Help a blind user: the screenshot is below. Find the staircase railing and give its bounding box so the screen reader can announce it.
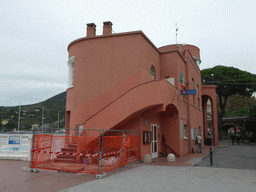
[162,135,179,157]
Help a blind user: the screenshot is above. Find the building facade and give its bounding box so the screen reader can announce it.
[65,21,218,158]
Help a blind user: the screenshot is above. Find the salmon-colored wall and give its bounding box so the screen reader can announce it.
[202,85,219,146]
[68,67,151,129]
[65,27,218,158]
[68,33,160,111]
[159,44,200,59]
[161,113,181,156]
[81,80,176,130]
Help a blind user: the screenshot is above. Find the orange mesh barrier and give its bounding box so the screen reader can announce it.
[32,135,52,166]
[31,134,141,174]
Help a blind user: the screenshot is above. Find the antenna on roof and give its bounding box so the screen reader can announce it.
[176,23,178,48]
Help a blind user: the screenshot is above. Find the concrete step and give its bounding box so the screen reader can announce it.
[57,154,76,160]
[61,147,77,153]
[68,144,77,148]
[54,158,77,163]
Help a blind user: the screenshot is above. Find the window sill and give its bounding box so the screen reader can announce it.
[183,99,187,103]
[184,137,189,140]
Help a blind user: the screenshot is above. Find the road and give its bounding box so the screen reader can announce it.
[196,140,256,170]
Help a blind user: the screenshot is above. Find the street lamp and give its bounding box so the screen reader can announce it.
[211,74,214,80]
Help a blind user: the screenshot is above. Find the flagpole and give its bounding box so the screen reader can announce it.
[176,23,178,48]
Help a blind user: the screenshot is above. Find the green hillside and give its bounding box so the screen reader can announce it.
[0,91,66,132]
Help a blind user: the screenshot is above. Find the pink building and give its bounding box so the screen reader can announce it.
[65,21,218,158]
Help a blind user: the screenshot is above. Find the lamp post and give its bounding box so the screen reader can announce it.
[42,107,44,133]
[58,111,60,131]
[18,101,21,134]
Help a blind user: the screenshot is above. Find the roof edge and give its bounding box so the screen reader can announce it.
[68,30,160,53]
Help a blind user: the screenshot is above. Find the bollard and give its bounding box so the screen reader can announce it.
[210,147,213,166]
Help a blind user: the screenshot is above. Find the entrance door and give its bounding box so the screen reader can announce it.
[151,124,158,158]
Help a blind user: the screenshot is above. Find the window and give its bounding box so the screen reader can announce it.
[79,125,83,133]
[198,98,200,108]
[150,65,156,81]
[67,56,75,88]
[192,78,195,88]
[191,128,198,140]
[75,124,83,136]
[184,125,188,139]
[180,120,183,139]
[143,131,152,144]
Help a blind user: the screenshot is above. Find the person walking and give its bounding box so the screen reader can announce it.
[237,134,241,145]
[231,134,235,145]
[196,133,202,153]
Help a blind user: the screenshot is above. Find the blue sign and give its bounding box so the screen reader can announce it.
[9,136,20,144]
[180,89,196,95]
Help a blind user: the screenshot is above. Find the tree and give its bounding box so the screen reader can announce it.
[226,94,256,117]
[246,106,256,141]
[201,66,256,139]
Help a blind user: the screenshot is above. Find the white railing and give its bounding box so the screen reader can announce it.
[0,134,32,161]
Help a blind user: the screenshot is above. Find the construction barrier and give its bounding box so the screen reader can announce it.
[31,130,141,174]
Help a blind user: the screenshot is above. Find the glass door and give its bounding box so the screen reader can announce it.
[151,124,158,158]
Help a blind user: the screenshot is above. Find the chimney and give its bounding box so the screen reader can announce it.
[86,23,96,37]
[103,21,113,35]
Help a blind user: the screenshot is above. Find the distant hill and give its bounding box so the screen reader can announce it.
[0,91,66,132]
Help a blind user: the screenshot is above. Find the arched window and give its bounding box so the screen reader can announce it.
[150,65,156,81]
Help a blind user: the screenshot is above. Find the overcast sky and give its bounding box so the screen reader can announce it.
[1,0,256,106]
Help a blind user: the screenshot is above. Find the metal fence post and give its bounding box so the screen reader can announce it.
[98,129,103,174]
[30,127,35,168]
[210,147,213,166]
[7,135,9,157]
[119,130,125,169]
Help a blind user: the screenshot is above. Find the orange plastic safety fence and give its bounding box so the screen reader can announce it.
[100,135,141,173]
[31,134,141,174]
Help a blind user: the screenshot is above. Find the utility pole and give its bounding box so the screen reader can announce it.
[58,111,60,131]
[42,107,44,133]
[18,101,21,134]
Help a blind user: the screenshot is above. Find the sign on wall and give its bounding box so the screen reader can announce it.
[180,120,183,139]
[9,136,20,144]
[180,89,196,95]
